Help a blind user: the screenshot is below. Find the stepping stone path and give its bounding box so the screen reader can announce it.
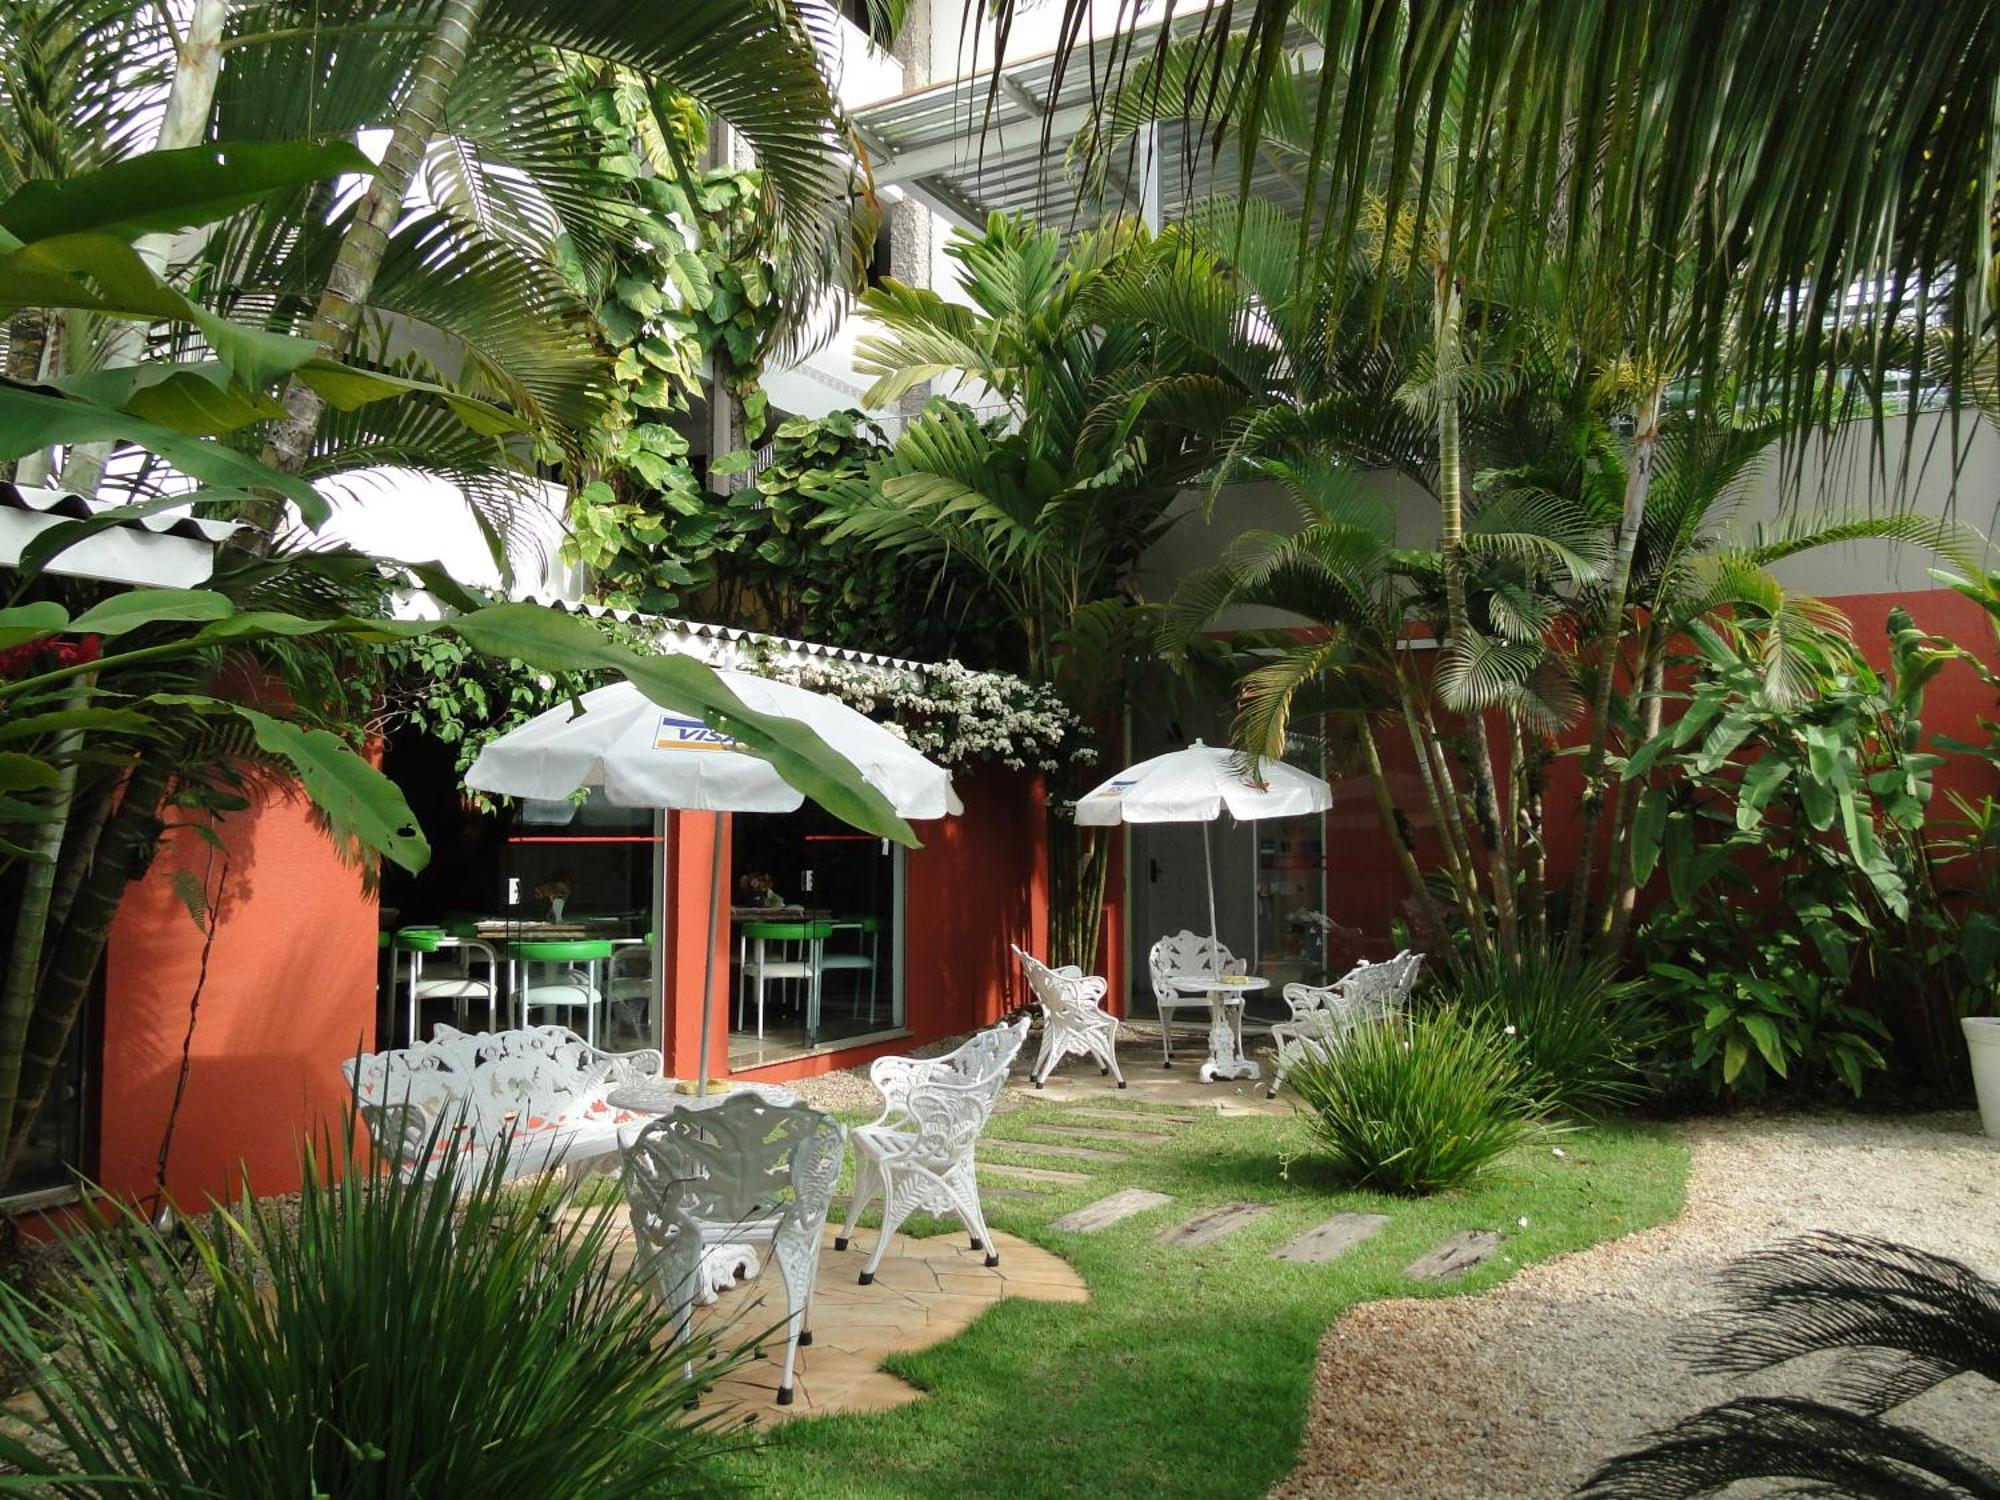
[1038,1124,1174,1146]
[978,1184,1048,1202]
[1273,1212,1390,1264]
[1050,1188,1173,1233]
[1404,1230,1501,1282]
[1061,1107,1195,1128]
[991,1141,1127,1164]
[1156,1201,1269,1249]
[980,1163,1091,1186]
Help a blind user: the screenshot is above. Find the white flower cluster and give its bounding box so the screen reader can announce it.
[748,651,1094,772]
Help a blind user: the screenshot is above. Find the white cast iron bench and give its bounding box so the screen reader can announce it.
[342,1023,664,1186]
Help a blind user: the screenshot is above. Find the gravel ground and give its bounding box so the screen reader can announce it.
[1273,1112,2000,1499]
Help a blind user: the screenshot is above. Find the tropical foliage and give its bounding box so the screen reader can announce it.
[1285,1006,1539,1194]
[821,214,1219,965]
[0,0,903,1188]
[0,1122,752,1495]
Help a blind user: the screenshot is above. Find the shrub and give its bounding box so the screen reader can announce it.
[1286,1006,1538,1194]
[1444,945,1660,1117]
[0,1123,749,1497]
[1649,927,1891,1098]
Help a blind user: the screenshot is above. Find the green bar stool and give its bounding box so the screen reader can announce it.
[510,939,613,1048]
[737,920,832,1043]
[821,916,883,1023]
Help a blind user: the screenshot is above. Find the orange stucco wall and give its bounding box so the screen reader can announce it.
[99,783,377,1208]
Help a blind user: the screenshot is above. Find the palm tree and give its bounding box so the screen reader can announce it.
[986,0,1997,433]
[819,213,1212,966]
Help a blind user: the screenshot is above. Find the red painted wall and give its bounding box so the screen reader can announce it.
[99,783,377,1208]
[1303,588,2000,940]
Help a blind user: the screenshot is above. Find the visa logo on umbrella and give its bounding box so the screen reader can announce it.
[653,713,741,752]
[1088,779,1139,798]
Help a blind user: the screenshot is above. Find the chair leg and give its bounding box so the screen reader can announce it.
[1161,1006,1174,1067]
[860,1175,913,1285]
[835,1152,879,1252]
[1094,1030,1126,1088]
[947,1166,998,1267]
[770,1234,815,1406]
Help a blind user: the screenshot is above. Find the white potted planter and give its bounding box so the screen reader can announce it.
[1965,1017,2000,1138]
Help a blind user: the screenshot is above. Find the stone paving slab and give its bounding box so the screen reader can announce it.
[979,1162,1091,1185]
[1049,1187,1174,1232]
[986,1140,1127,1163]
[1058,1106,1198,1127]
[1156,1200,1270,1249]
[1404,1229,1501,1282]
[1274,1212,1391,1264]
[598,1221,1086,1422]
[1036,1124,1176,1146]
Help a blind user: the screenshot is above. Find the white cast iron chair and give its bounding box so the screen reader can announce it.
[1010,946,1126,1088]
[619,1092,845,1407]
[836,1017,1031,1284]
[1146,929,1239,1067]
[1266,949,1426,1098]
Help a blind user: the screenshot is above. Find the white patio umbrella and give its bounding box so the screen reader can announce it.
[1072,741,1332,972]
[465,672,960,1092]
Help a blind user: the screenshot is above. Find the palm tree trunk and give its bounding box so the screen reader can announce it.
[3,310,52,483]
[1359,718,1447,941]
[1602,644,1667,955]
[1512,715,1550,948]
[3,749,175,1181]
[1566,381,1666,947]
[0,690,89,1175]
[256,0,488,497]
[1433,264,1517,959]
[58,0,228,496]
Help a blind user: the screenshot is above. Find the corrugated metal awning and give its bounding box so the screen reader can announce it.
[0,483,241,588]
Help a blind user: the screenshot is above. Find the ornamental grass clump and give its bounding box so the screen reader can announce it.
[1445,945,1660,1118]
[0,1120,749,1498]
[1286,1007,1538,1194]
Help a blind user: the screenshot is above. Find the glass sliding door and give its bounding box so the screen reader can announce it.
[729,801,902,1068]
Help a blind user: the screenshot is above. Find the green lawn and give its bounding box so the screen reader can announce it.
[723,1098,1690,1499]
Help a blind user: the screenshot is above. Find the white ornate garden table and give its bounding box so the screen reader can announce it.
[607,1080,801,1302]
[1168,975,1268,1083]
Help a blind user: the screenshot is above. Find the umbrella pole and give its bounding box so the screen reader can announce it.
[1203,821,1220,976]
[695,819,724,1096]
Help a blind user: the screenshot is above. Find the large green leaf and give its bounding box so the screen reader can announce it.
[0,708,156,744]
[0,602,70,650]
[0,141,374,243]
[67,589,234,636]
[0,384,329,527]
[0,233,316,391]
[233,709,430,874]
[53,364,286,437]
[0,753,61,793]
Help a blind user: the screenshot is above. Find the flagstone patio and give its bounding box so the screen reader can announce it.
[602,1222,1087,1420]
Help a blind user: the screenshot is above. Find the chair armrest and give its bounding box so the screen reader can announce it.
[356,1100,432,1176]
